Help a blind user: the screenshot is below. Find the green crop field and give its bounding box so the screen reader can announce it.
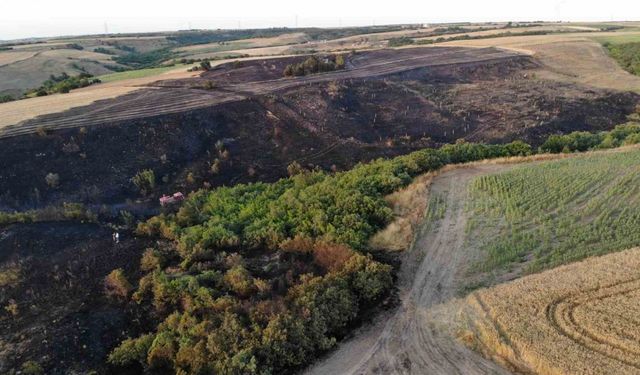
[593,32,640,44]
[97,64,189,83]
[467,148,640,273]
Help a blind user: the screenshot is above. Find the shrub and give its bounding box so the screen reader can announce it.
[105,269,133,300]
[388,36,415,47]
[200,60,212,71]
[210,158,221,174]
[141,248,162,272]
[312,241,354,272]
[4,299,18,316]
[45,172,60,188]
[286,161,305,176]
[0,94,15,103]
[224,265,254,297]
[0,264,21,287]
[21,360,44,375]
[132,169,156,195]
[108,334,155,367]
[283,55,345,77]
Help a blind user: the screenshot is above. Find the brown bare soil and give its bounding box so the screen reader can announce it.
[457,247,640,375]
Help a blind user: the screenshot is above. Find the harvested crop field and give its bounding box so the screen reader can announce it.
[440,32,640,92]
[0,66,198,131]
[459,247,640,375]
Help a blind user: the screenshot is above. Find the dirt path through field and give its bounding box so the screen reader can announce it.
[306,164,513,375]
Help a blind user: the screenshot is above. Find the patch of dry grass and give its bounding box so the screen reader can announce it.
[438,32,640,92]
[0,263,21,287]
[457,247,640,375]
[369,172,437,251]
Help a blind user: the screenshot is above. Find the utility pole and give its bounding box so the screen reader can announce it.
[104,21,108,35]
[295,14,298,28]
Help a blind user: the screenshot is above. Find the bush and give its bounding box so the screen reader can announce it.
[141,248,162,272]
[283,55,345,77]
[45,172,60,188]
[200,60,212,71]
[540,125,640,153]
[104,269,133,300]
[108,334,155,366]
[26,72,100,96]
[0,94,15,103]
[224,265,255,297]
[605,42,640,76]
[388,36,415,47]
[132,169,156,195]
[21,360,44,375]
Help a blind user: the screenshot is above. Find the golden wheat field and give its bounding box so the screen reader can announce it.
[459,247,640,375]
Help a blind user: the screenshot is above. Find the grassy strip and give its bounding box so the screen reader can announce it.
[97,64,189,83]
[603,41,640,76]
[0,203,97,226]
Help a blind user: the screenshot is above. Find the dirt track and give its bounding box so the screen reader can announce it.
[306,165,513,375]
[0,47,520,138]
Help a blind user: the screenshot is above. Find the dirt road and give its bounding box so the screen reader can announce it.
[306,165,513,375]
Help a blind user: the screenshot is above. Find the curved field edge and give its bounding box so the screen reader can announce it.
[456,247,640,375]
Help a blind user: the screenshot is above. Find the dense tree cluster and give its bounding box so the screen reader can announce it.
[283,55,345,77]
[25,72,101,96]
[105,125,639,373]
[540,124,640,153]
[110,140,535,374]
[388,37,415,47]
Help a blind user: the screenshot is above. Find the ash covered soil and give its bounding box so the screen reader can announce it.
[0,222,154,374]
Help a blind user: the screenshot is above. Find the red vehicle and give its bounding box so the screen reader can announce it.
[159,192,185,206]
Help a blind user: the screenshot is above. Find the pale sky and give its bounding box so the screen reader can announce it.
[1,0,639,40]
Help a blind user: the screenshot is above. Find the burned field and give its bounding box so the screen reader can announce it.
[0,47,637,211]
[0,222,154,374]
[0,46,639,374]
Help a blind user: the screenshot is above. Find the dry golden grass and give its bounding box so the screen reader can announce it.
[0,51,38,66]
[0,66,197,129]
[458,247,640,375]
[369,172,437,251]
[438,31,640,92]
[0,263,21,287]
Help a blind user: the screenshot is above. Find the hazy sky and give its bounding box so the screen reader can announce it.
[1,0,639,40]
